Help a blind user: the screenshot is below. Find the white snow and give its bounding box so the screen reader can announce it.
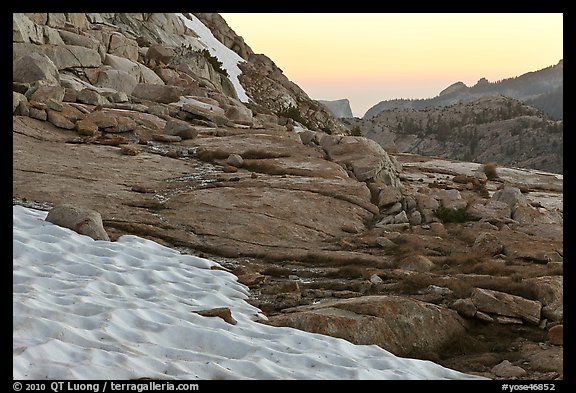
[175,13,250,103]
[13,205,487,380]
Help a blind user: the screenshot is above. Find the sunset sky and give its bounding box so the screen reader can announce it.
[220,13,563,117]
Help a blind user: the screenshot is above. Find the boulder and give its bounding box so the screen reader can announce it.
[76,89,109,106]
[13,43,102,70]
[470,288,541,325]
[450,298,477,318]
[13,52,60,85]
[47,110,75,129]
[491,186,529,211]
[491,360,526,378]
[95,69,139,95]
[325,136,401,185]
[145,44,176,66]
[13,92,28,114]
[523,276,563,322]
[42,26,65,45]
[46,13,66,28]
[28,107,47,121]
[433,189,467,210]
[467,200,512,222]
[375,184,403,208]
[29,85,65,105]
[512,205,560,225]
[472,232,504,256]
[65,13,90,30]
[104,54,164,85]
[45,204,110,241]
[131,84,184,104]
[13,13,43,44]
[83,111,119,129]
[264,295,469,359]
[107,32,139,62]
[226,154,243,168]
[163,118,197,139]
[548,324,563,345]
[58,30,100,50]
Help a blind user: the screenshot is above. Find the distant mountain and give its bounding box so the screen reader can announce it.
[318,99,353,118]
[347,95,563,174]
[364,60,563,120]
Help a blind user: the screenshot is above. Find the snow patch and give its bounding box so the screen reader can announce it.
[175,13,249,103]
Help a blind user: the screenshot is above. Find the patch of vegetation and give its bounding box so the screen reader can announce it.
[276,105,310,128]
[199,49,229,77]
[433,205,472,223]
[482,161,499,180]
[396,272,434,294]
[350,126,362,136]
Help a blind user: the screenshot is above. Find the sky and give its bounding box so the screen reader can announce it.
[13,205,487,380]
[220,13,563,117]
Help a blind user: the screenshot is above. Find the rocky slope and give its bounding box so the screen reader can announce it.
[347,95,563,175]
[364,60,563,120]
[318,98,354,118]
[13,13,563,380]
[193,13,348,135]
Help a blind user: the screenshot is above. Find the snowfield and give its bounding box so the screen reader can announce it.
[13,205,487,380]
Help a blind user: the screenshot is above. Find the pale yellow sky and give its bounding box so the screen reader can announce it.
[220,13,563,117]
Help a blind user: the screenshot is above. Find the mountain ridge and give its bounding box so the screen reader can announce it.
[364,60,563,120]
[347,94,563,174]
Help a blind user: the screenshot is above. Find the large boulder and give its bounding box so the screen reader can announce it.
[58,30,100,50]
[13,52,60,86]
[264,295,469,359]
[491,186,529,211]
[104,54,165,85]
[45,204,110,241]
[13,13,44,44]
[470,288,541,325]
[13,43,102,70]
[107,32,139,62]
[131,83,184,104]
[324,136,402,186]
[96,69,139,95]
[523,276,563,322]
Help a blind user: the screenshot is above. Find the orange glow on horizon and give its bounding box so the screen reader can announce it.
[221,13,563,116]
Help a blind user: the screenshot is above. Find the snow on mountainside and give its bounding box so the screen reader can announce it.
[176,13,249,102]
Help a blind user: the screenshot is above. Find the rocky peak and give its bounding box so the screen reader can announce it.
[318,98,354,119]
[439,81,468,96]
